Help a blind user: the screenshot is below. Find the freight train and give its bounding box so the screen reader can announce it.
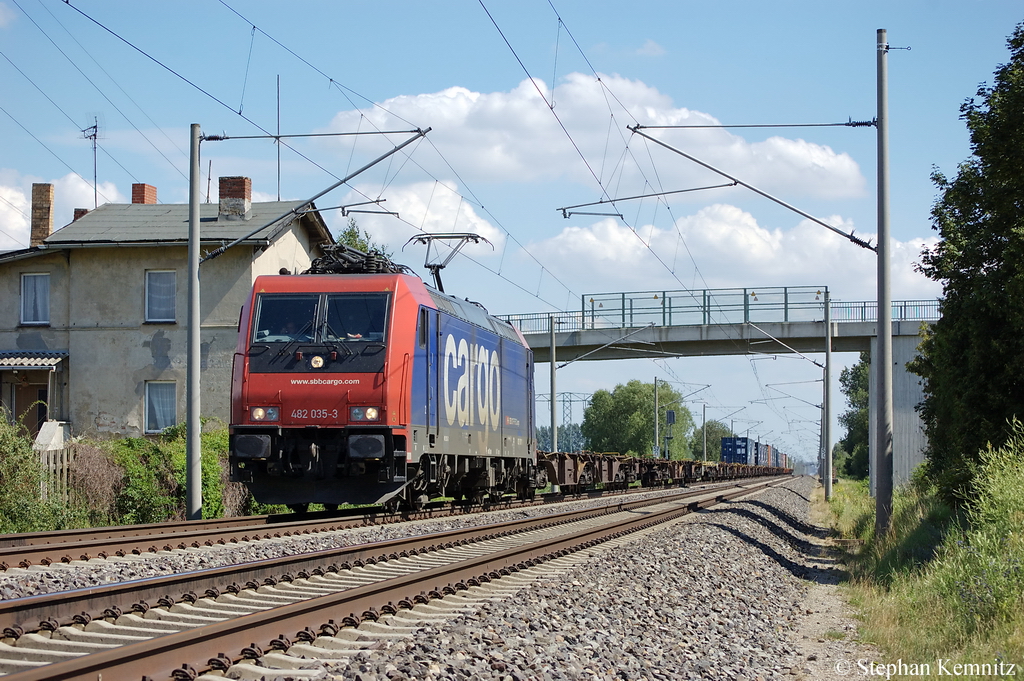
[720,437,789,469]
[228,244,538,512]
[228,244,790,512]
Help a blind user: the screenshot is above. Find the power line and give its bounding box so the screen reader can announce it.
[478,0,706,301]
[0,102,116,207]
[32,0,190,165]
[59,0,574,312]
[212,2,582,307]
[15,0,188,182]
[1,47,143,187]
[59,1,345,186]
[216,0,421,130]
[0,193,29,245]
[636,120,876,129]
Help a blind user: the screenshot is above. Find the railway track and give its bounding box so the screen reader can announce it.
[0,478,757,571]
[0,477,787,680]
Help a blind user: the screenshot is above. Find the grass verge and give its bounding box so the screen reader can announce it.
[827,428,1024,673]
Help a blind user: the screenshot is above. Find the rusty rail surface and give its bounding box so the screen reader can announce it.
[0,475,768,571]
[0,477,788,681]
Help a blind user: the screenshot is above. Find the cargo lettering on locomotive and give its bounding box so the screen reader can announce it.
[442,333,501,430]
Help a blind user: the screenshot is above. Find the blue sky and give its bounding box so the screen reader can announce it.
[1,1,1020,462]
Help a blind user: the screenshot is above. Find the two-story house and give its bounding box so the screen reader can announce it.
[0,177,333,441]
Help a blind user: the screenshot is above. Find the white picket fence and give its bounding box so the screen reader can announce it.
[33,421,74,503]
[38,444,74,503]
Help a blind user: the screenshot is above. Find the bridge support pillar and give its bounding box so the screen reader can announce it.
[869,333,927,493]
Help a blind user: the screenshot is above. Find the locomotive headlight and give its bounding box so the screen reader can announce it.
[310,355,325,369]
[250,406,280,422]
[349,406,380,422]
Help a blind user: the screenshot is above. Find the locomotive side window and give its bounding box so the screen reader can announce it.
[252,294,319,343]
[418,307,428,348]
[323,294,389,342]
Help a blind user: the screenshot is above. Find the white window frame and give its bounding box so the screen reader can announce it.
[145,381,177,433]
[20,273,50,325]
[145,270,176,323]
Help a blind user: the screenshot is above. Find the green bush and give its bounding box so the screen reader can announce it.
[0,407,78,532]
[931,422,1024,638]
[162,423,231,520]
[1,413,244,530]
[105,436,178,524]
[102,423,236,522]
[829,422,1024,663]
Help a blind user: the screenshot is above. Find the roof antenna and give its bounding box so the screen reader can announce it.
[403,232,492,292]
[81,117,98,209]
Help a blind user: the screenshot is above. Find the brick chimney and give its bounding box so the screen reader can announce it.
[132,183,157,204]
[73,208,89,221]
[218,176,251,220]
[30,183,54,247]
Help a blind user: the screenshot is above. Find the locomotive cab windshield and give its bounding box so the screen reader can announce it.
[252,293,389,345]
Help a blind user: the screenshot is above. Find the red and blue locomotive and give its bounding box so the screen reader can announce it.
[228,245,537,511]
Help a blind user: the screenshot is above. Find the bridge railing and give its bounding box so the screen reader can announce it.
[499,286,940,334]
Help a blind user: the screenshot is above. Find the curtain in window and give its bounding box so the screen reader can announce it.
[146,382,176,432]
[21,274,50,323]
[147,271,176,322]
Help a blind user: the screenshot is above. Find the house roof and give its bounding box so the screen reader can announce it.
[43,200,333,247]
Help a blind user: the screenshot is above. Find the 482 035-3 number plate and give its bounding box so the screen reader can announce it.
[291,409,338,419]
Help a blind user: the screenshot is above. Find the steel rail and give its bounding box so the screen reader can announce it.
[0,495,560,568]
[3,478,788,681]
[0,479,780,637]
[0,476,755,569]
[0,513,373,570]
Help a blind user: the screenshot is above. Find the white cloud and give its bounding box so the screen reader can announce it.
[321,73,865,199]
[636,39,666,57]
[0,172,127,250]
[0,184,28,251]
[328,181,505,259]
[0,3,15,28]
[52,174,124,227]
[527,204,940,302]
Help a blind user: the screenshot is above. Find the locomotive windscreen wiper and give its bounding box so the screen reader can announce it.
[279,319,316,356]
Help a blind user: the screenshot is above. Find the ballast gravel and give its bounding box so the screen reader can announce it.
[321,476,825,681]
[2,478,836,680]
[0,487,706,600]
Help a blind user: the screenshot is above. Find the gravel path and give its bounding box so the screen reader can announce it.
[318,476,870,681]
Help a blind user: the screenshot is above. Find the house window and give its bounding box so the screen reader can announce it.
[145,381,176,433]
[21,273,50,325]
[146,271,176,322]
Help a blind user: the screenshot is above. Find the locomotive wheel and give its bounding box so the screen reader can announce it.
[516,485,535,501]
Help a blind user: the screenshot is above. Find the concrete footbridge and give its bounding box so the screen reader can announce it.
[499,286,940,485]
[499,286,938,363]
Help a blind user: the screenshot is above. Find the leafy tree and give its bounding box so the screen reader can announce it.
[838,351,870,480]
[535,423,586,452]
[689,420,734,461]
[581,380,694,458]
[831,442,850,479]
[909,23,1024,503]
[337,217,392,256]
